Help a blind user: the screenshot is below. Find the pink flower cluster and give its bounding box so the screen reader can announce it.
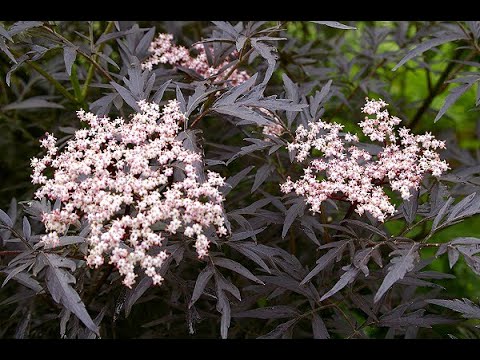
[142,33,249,86]
[31,100,227,287]
[262,122,285,139]
[281,98,449,222]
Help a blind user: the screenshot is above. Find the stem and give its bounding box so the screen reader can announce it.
[190,22,285,128]
[9,49,79,105]
[81,21,115,100]
[0,250,22,256]
[289,232,296,255]
[0,224,34,250]
[319,204,332,244]
[41,25,114,83]
[85,265,113,306]
[343,202,357,220]
[408,48,473,129]
[328,59,387,121]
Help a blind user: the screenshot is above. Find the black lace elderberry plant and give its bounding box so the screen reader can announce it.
[0,21,480,339]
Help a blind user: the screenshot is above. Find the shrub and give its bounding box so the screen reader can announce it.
[1,20,480,339]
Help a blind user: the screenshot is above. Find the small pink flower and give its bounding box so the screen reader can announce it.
[142,33,249,86]
[32,99,228,287]
[281,98,449,222]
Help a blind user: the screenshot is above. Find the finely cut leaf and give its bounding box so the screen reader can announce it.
[431,197,454,233]
[3,98,64,111]
[320,266,359,301]
[282,201,304,238]
[22,217,31,241]
[213,257,264,284]
[41,253,98,334]
[393,33,466,71]
[257,318,297,339]
[0,209,13,227]
[110,82,140,111]
[234,306,298,319]
[374,244,419,302]
[63,46,77,76]
[427,298,480,319]
[435,82,476,122]
[300,242,347,285]
[189,266,214,307]
[311,21,357,30]
[124,276,152,317]
[251,164,274,193]
[312,313,330,339]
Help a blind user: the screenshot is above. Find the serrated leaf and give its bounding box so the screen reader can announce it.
[135,27,155,55]
[351,293,377,321]
[220,165,254,195]
[310,80,332,118]
[311,21,357,30]
[22,217,31,241]
[402,189,418,224]
[393,33,466,71]
[63,46,77,76]
[227,242,270,273]
[379,309,453,328]
[216,74,258,106]
[300,241,347,285]
[257,318,297,339]
[0,37,16,63]
[431,197,454,233]
[251,39,278,85]
[3,98,64,111]
[353,247,374,276]
[282,201,304,238]
[374,243,419,303]
[343,219,388,239]
[251,164,274,193]
[152,80,171,104]
[215,272,241,300]
[320,265,359,301]
[448,248,460,268]
[446,192,479,223]
[427,298,480,319]
[435,82,475,122]
[235,35,247,52]
[0,208,13,227]
[213,257,264,284]
[8,21,43,36]
[124,276,152,317]
[229,227,267,241]
[189,265,214,308]
[40,252,98,334]
[2,262,32,287]
[234,305,298,319]
[312,313,330,339]
[463,254,480,275]
[216,290,231,339]
[0,24,13,42]
[9,272,42,293]
[110,81,140,111]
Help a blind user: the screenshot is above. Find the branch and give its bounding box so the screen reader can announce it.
[9,48,79,105]
[408,48,470,129]
[81,21,115,100]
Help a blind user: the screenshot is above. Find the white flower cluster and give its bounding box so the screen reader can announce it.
[281,98,449,222]
[31,100,227,287]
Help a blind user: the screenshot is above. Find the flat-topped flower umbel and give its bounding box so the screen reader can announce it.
[31,100,227,287]
[281,98,449,222]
